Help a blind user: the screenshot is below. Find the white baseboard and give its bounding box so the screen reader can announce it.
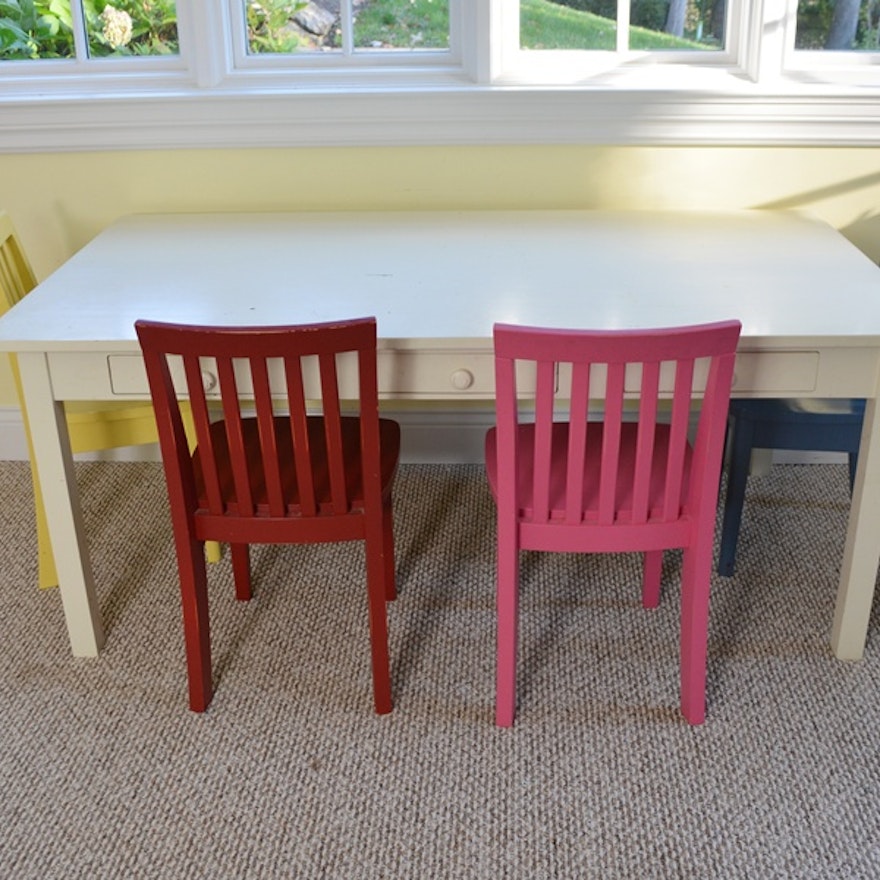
[0,406,848,466]
[0,406,494,465]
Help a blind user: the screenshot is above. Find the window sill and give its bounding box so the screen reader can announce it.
[2,79,879,152]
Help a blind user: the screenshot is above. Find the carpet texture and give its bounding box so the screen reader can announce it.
[0,461,878,878]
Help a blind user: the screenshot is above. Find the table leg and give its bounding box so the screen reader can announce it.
[17,351,105,656]
[832,395,880,660]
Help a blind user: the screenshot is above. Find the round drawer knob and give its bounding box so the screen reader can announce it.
[451,369,474,390]
[201,371,217,392]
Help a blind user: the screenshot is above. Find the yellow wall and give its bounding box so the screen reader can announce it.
[2,144,880,404]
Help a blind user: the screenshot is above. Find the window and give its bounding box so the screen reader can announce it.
[0,1,878,150]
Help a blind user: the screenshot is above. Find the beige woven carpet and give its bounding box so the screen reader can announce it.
[0,460,878,878]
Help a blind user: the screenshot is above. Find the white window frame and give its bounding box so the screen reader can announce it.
[0,0,878,152]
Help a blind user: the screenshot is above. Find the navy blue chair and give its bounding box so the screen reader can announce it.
[717,398,865,577]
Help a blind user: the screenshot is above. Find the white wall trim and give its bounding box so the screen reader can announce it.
[3,88,880,153]
[0,406,494,464]
[0,406,845,466]
[0,408,29,461]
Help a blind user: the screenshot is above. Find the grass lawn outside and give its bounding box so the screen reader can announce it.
[352,0,714,51]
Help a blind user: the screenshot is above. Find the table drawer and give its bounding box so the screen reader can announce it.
[731,350,819,394]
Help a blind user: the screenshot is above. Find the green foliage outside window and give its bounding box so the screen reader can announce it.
[0,0,74,58]
[85,0,178,56]
[0,0,178,60]
[246,0,307,54]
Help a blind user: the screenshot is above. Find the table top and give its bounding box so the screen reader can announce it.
[1,209,879,352]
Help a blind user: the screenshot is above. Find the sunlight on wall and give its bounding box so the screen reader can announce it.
[0,144,878,406]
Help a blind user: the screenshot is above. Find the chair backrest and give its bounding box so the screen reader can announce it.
[135,317,384,533]
[492,320,741,532]
[0,211,37,314]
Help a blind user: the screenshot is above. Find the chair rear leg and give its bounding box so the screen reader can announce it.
[718,415,755,577]
[495,523,520,727]
[848,451,858,492]
[382,496,396,601]
[642,550,663,608]
[230,543,252,601]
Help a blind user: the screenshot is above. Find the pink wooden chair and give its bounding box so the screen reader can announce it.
[486,320,741,726]
[135,316,399,714]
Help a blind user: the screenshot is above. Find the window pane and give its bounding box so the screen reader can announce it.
[245,0,450,55]
[520,0,725,51]
[629,0,725,50]
[521,0,617,49]
[795,0,880,51]
[85,1,179,57]
[353,0,449,50]
[0,0,75,59]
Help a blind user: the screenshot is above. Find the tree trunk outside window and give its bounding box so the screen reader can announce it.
[826,0,862,48]
[665,0,688,37]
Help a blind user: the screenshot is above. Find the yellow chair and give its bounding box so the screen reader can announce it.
[0,211,220,589]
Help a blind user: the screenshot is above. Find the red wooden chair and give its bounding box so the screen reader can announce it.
[486,320,741,726]
[135,316,399,714]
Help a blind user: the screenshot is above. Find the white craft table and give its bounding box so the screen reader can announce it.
[0,210,878,660]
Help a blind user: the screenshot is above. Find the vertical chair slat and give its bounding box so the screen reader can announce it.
[598,361,625,525]
[0,253,15,302]
[216,355,253,517]
[250,356,285,517]
[532,358,556,524]
[357,345,382,499]
[565,361,591,524]
[495,354,519,523]
[182,353,225,516]
[0,234,31,305]
[632,360,660,523]
[318,350,349,514]
[662,358,695,521]
[284,356,318,517]
[690,352,738,512]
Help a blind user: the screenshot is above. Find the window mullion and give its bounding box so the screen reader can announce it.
[482,0,515,83]
[186,0,230,87]
[744,0,790,82]
[341,0,354,55]
[70,0,90,62]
